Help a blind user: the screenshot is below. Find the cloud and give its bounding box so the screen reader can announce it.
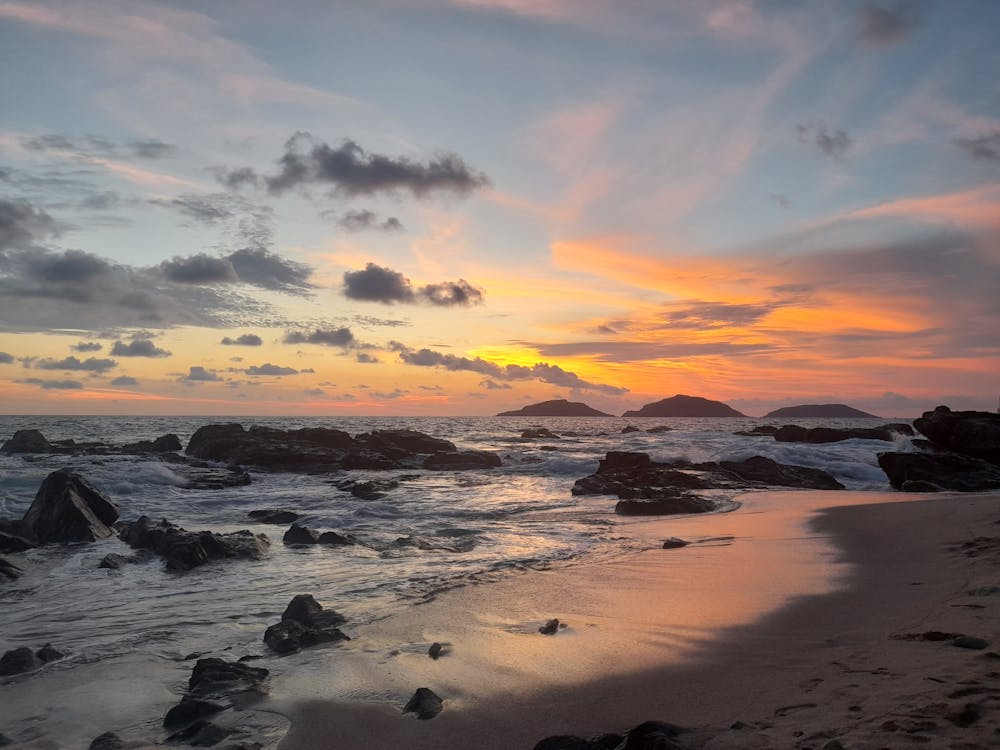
[246,362,298,376]
[283,327,355,347]
[353,314,410,328]
[858,1,920,46]
[389,341,628,395]
[0,352,14,363]
[304,388,325,396]
[111,338,171,357]
[110,375,138,386]
[130,139,176,159]
[356,352,380,364]
[480,378,511,390]
[35,355,117,373]
[221,132,490,199]
[794,123,852,160]
[227,247,313,293]
[954,131,1000,162]
[0,199,60,250]
[338,209,404,232]
[159,254,239,284]
[20,378,83,390]
[661,301,781,329]
[221,333,263,346]
[71,341,103,352]
[19,133,177,160]
[342,262,485,307]
[181,366,222,382]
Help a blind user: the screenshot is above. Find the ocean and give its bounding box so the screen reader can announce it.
[0,414,917,747]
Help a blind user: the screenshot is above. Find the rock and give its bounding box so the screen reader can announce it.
[622,394,746,418]
[521,428,560,439]
[187,657,269,698]
[497,399,611,417]
[428,642,444,659]
[913,405,1000,465]
[122,434,184,453]
[953,635,989,650]
[248,509,300,524]
[423,450,502,470]
[621,425,641,433]
[282,523,320,545]
[185,423,355,470]
[1,429,53,453]
[773,424,913,443]
[0,646,43,675]
[734,425,778,436]
[264,595,349,654]
[877,451,1000,492]
[714,456,845,490]
[617,720,687,750]
[645,425,673,433]
[532,737,604,750]
[0,735,11,748]
[662,537,689,549]
[393,535,474,553]
[163,697,227,729]
[35,643,64,663]
[0,528,35,553]
[945,703,982,727]
[355,429,457,455]
[119,516,269,571]
[403,687,443,719]
[0,557,23,580]
[539,618,560,635]
[616,498,715,515]
[170,465,252,490]
[21,469,119,543]
[164,720,232,746]
[345,479,399,500]
[99,553,133,570]
[764,404,879,419]
[88,732,125,750]
[318,530,357,546]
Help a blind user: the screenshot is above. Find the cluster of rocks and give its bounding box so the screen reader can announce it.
[118,516,271,572]
[877,407,1000,492]
[1,429,182,456]
[282,522,357,547]
[533,719,688,749]
[573,452,843,515]
[186,424,501,472]
[0,643,64,676]
[736,423,913,443]
[263,594,350,655]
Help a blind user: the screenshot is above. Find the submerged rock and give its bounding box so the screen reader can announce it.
[521,428,560,439]
[248,509,300,524]
[22,469,119,543]
[403,687,443,719]
[772,423,913,443]
[423,450,502,470]
[163,697,226,729]
[0,557,23,580]
[164,720,232,746]
[263,594,349,654]
[98,553,133,570]
[0,528,35,554]
[118,516,269,571]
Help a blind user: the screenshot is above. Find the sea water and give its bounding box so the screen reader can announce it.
[0,415,917,746]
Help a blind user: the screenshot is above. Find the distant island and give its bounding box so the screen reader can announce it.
[496,399,611,417]
[763,404,879,419]
[622,394,746,418]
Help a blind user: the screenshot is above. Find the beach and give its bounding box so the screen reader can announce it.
[278,490,1000,749]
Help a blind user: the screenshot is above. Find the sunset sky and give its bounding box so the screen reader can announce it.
[1,0,997,417]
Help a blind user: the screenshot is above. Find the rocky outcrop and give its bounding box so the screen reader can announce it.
[622,394,746,418]
[573,451,842,515]
[282,523,357,546]
[497,399,611,417]
[1,429,182,456]
[248,509,300,524]
[0,525,35,553]
[423,450,502,470]
[263,594,349,654]
[185,423,500,472]
[160,658,268,743]
[0,429,52,453]
[764,404,879,419]
[0,643,64,676]
[21,469,119,544]
[0,557,23,580]
[912,406,1000,465]
[403,687,443,719]
[773,424,913,443]
[118,516,270,571]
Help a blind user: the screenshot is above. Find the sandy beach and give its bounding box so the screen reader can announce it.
[277,490,1000,749]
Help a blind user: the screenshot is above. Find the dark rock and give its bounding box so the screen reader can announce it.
[403,687,443,719]
[773,424,913,443]
[163,697,227,729]
[622,394,745,418]
[264,595,349,654]
[621,425,641,434]
[618,720,687,750]
[913,406,1000,465]
[532,738,599,750]
[282,523,320,545]
[521,428,560,439]
[0,734,10,748]
[1,429,53,453]
[953,635,989,650]
[88,732,125,750]
[171,465,252,490]
[764,404,879,419]
[354,429,456,456]
[945,703,982,727]
[661,537,689,549]
[423,450,502,470]
[281,594,346,628]
[185,423,355,470]
[0,557,23,580]
[119,516,269,571]
[347,479,399,500]
[318,530,357,546]
[164,720,232,746]
[0,529,35,553]
[0,646,43,675]
[22,469,119,543]
[35,643,64,662]
[539,618,560,635]
[714,456,845,490]
[247,509,300,524]
[645,426,673,434]
[187,658,268,699]
[393,535,474,553]
[498,399,611,417]
[616,497,715,515]
[122,434,183,454]
[99,553,133,570]
[428,642,444,659]
[734,425,778,436]
[877,451,1000,492]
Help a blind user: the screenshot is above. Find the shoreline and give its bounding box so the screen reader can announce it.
[277,490,1000,749]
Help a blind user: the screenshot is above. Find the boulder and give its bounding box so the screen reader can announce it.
[164,720,232,746]
[0,528,35,553]
[187,657,269,698]
[163,697,226,729]
[423,450,502,470]
[88,732,125,750]
[877,451,1000,492]
[355,429,457,455]
[615,497,716,515]
[263,595,349,654]
[403,687,443,719]
[98,553,133,570]
[913,406,1000,465]
[21,469,119,543]
[662,537,690,549]
[344,479,399,500]
[118,516,269,571]
[0,647,42,676]
[0,557,23,580]
[539,618,560,635]
[714,456,845,490]
[247,509,300,524]
[773,424,913,443]
[1,429,53,453]
[282,523,320,545]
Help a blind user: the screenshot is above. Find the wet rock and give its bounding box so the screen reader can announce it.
[877,451,1000,492]
[185,423,355,471]
[773,424,913,443]
[247,509,300,524]
[355,429,456,456]
[734,425,778,436]
[170,465,252,490]
[428,642,444,659]
[621,425,641,434]
[392,535,474,553]
[616,497,715,515]
[318,530,357,546]
[423,450,502,470]
[36,643,64,663]
[0,557,23,580]
[1,429,53,453]
[945,703,982,727]
[122,433,183,453]
[533,737,609,750]
[645,425,673,434]
[662,537,690,549]
[618,720,688,750]
[714,456,844,490]
[282,523,320,545]
[521,428,560,439]
[345,479,399,500]
[914,405,1000,465]
[164,720,232,746]
[119,516,269,571]
[0,735,10,748]
[403,687,443,719]
[99,553,133,570]
[22,469,119,543]
[187,658,269,699]
[264,594,349,654]
[0,646,42,675]
[163,697,227,729]
[88,732,125,750]
[0,528,35,553]
[953,635,989,650]
[539,618,560,635]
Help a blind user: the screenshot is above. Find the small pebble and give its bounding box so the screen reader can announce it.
[539,618,560,635]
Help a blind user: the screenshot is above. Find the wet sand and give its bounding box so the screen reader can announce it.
[277,490,1000,749]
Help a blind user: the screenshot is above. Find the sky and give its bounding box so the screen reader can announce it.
[0,0,998,417]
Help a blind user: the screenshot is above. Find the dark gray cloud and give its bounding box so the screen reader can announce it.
[180,366,222,382]
[858,1,920,46]
[356,352,379,364]
[353,314,410,328]
[159,254,239,284]
[338,209,404,233]
[110,375,138,386]
[524,340,778,363]
[794,123,852,160]
[480,379,511,390]
[246,363,298,376]
[954,130,1000,162]
[228,247,313,293]
[342,263,485,307]
[19,133,177,160]
[662,301,779,329]
[71,341,103,352]
[220,132,490,199]
[111,338,171,357]
[388,342,627,395]
[283,327,355,347]
[0,199,60,250]
[20,378,83,390]
[221,333,263,346]
[130,139,176,159]
[35,355,117,373]
[0,352,14,363]
[153,195,235,224]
